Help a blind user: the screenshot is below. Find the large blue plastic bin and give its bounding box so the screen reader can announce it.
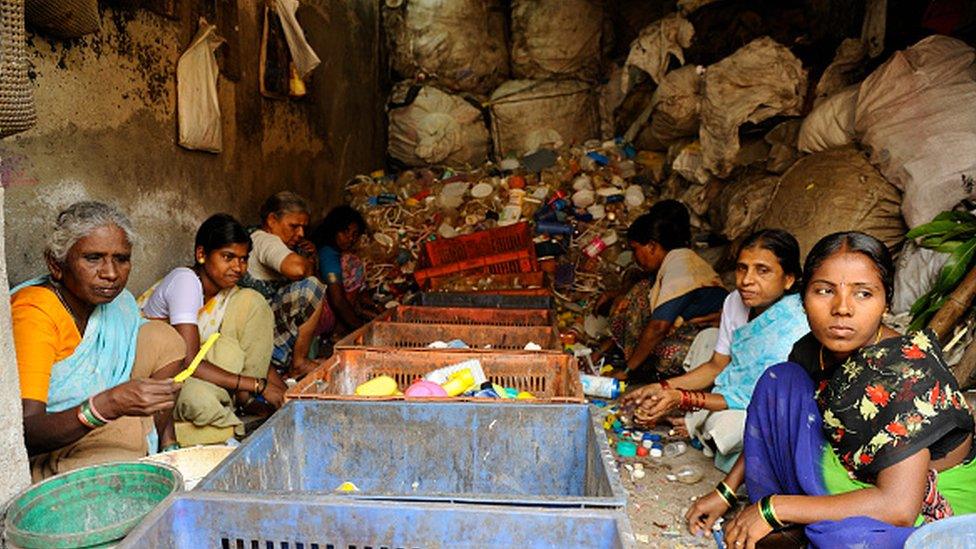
[198,400,626,508]
[904,515,976,548]
[119,492,635,548]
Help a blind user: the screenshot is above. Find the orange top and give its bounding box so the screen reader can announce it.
[11,286,82,403]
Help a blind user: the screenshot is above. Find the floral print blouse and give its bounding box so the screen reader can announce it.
[816,330,974,480]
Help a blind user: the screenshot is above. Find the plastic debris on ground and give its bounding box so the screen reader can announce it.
[344,139,694,351]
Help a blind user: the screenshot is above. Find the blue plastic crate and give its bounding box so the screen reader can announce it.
[198,400,626,508]
[119,492,635,548]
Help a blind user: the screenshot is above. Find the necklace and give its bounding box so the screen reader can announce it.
[819,325,884,371]
[50,281,83,330]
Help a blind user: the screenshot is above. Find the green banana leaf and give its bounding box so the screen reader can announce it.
[907,219,966,240]
[931,211,976,224]
[930,235,976,297]
[909,296,947,332]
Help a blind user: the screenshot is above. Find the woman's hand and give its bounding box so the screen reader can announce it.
[724,503,773,549]
[98,378,181,418]
[621,383,663,407]
[685,490,731,537]
[262,381,285,408]
[634,389,682,426]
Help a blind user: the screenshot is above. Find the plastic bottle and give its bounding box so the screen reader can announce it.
[674,464,703,484]
[355,375,398,397]
[441,369,476,396]
[580,374,626,399]
[425,359,486,386]
[583,231,619,258]
[664,441,688,458]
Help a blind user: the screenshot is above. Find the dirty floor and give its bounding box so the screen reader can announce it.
[597,405,730,548]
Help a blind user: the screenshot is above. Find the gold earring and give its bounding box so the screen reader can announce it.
[197,257,205,265]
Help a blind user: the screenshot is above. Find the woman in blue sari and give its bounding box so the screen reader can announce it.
[12,202,185,480]
[687,232,976,548]
[623,229,809,472]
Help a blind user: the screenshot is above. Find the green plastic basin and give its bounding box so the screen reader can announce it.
[4,461,182,549]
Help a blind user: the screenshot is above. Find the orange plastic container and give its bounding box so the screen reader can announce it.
[383,305,555,326]
[335,321,561,351]
[421,222,535,267]
[285,348,583,403]
[414,249,537,289]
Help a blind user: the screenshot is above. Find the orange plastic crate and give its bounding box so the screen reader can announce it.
[285,348,583,403]
[414,249,537,289]
[427,271,548,293]
[384,305,555,326]
[335,321,561,351]
[421,222,535,268]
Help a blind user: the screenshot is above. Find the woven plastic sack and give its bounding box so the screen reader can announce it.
[177,20,224,153]
[708,169,778,241]
[25,0,97,38]
[798,85,857,153]
[623,14,694,87]
[648,64,702,145]
[853,35,976,228]
[388,84,489,168]
[489,79,599,158]
[511,0,608,81]
[384,0,508,94]
[758,147,906,259]
[0,0,36,137]
[700,37,806,178]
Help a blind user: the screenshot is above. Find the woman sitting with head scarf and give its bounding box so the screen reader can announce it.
[12,201,185,481]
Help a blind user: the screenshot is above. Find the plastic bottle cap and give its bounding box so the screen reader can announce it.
[616,441,638,458]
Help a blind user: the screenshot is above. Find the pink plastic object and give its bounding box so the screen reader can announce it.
[404,380,449,397]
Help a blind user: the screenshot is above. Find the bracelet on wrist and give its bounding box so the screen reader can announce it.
[759,495,785,529]
[87,396,110,423]
[659,380,671,390]
[234,373,242,392]
[77,399,107,429]
[715,481,736,507]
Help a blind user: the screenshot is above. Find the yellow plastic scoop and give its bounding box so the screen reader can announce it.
[173,332,220,382]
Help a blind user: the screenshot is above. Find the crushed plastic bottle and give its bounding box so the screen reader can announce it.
[674,464,703,484]
[663,441,688,458]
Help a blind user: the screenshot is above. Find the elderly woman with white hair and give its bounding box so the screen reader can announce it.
[11,201,185,481]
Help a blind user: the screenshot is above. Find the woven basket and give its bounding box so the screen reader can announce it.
[1,0,36,137]
[25,0,98,38]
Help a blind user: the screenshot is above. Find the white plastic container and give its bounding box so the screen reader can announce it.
[580,374,625,399]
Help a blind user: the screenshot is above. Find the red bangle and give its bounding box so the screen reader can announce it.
[660,380,671,390]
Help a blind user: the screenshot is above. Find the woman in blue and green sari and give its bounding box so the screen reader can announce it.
[687,232,976,548]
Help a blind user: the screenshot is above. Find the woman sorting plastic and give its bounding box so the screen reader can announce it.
[687,232,976,548]
[140,214,285,446]
[622,229,809,472]
[311,205,380,334]
[605,200,727,381]
[239,191,327,378]
[12,202,184,480]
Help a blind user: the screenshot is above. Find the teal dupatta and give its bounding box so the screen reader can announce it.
[12,275,146,414]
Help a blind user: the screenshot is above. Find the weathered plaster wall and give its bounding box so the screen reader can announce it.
[1,0,384,293]
[0,188,30,502]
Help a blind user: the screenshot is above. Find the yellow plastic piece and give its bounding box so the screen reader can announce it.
[405,198,419,207]
[492,383,509,398]
[370,169,385,178]
[174,332,220,382]
[441,368,475,397]
[516,391,535,400]
[335,481,360,492]
[355,375,399,397]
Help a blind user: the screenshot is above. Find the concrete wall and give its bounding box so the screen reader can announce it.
[0,188,30,502]
[1,0,385,293]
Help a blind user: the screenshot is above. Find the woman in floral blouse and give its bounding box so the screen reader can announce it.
[686,231,975,548]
